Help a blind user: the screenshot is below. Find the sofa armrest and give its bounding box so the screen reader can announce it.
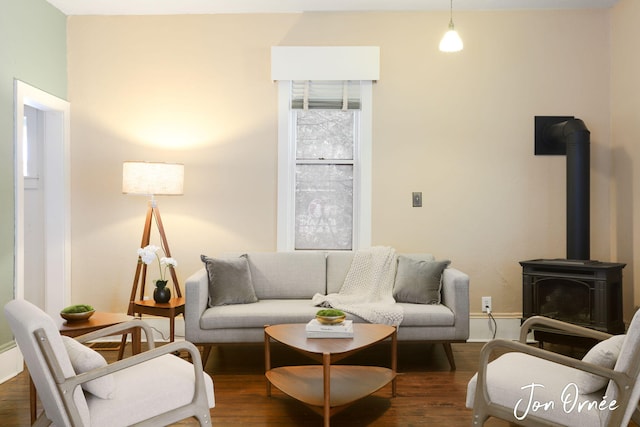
[185,268,209,343]
[441,267,470,340]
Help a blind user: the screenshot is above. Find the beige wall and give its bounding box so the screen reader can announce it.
[68,10,615,317]
[611,0,640,316]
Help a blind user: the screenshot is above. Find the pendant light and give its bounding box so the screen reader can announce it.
[439,0,463,52]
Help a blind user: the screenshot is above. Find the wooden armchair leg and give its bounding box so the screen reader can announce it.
[117,334,127,360]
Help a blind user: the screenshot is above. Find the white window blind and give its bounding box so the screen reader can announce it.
[291,81,361,110]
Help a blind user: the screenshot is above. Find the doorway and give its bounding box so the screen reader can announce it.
[0,80,70,383]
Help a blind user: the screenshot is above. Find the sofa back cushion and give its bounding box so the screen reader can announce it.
[243,252,327,299]
[326,252,355,294]
[326,252,436,294]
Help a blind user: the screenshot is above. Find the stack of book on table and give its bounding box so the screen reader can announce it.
[305,319,354,338]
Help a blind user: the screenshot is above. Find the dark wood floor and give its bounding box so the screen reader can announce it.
[3,340,631,426]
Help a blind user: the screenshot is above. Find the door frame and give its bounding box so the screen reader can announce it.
[0,80,70,382]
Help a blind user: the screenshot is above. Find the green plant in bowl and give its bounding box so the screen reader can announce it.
[316,309,344,317]
[60,304,95,321]
[61,304,94,314]
[316,308,346,325]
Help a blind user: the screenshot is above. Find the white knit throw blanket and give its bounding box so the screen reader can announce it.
[312,246,403,326]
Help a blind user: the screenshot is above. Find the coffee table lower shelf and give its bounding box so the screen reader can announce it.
[266,365,395,412]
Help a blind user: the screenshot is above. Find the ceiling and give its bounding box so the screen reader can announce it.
[46,0,619,16]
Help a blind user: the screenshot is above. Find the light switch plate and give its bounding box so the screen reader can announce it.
[412,192,422,207]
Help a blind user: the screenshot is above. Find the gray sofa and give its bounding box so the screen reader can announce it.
[185,251,469,369]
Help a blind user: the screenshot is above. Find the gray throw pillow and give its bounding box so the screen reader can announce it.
[393,256,451,304]
[201,254,258,306]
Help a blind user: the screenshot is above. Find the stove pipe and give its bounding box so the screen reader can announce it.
[544,118,590,260]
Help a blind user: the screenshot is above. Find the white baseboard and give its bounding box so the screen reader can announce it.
[86,316,186,344]
[0,345,24,384]
[468,313,523,342]
[129,316,186,342]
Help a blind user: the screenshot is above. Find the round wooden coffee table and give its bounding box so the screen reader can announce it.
[264,323,397,427]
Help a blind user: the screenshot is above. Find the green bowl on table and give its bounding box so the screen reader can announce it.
[315,309,346,325]
[60,304,95,322]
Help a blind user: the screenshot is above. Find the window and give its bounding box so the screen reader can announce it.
[277,80,372,251]
[23,105,43,188]
[295,109,356,250]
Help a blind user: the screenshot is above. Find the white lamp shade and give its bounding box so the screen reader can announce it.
[439,27,463,52]
[122,161,184,196]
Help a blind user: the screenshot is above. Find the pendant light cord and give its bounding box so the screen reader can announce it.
[449,0,454,27]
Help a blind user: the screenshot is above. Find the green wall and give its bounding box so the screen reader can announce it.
[0,0,67,350]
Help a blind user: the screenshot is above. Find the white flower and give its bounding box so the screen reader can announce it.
[161,257,178,268]
[137,246,158,265]
[137,245,177,282]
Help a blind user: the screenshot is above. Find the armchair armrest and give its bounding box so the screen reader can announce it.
[519,315,613,344]
[478,339,629,387]
[73,319,156,349]
[441,267,470,340]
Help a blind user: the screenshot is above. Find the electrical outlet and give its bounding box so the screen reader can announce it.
[482,296,492,313]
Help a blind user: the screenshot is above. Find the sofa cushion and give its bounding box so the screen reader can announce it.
[200,299,323,329]
[199,300,455,330]
[393,256,450,304]
[62,336,116,399]
[245,252,327,299]
[201,254,258,306]
[397,302,455,327]
[86,354,215,427]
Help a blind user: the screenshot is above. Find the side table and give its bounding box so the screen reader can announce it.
[30,312,139,424]
[120,297,184,360]
[127,297,185,342]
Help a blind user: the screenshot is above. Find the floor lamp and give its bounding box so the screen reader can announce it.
[122,161,185,347]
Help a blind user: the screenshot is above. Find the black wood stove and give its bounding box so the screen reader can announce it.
[521,259,625,334]
[521,118,626,343]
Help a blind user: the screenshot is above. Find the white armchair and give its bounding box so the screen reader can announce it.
[4,299,214,427]
[466,312,640,426]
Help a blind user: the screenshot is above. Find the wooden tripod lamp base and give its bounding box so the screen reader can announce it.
[126,200,184,343]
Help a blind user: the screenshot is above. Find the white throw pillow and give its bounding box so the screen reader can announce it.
[62,335,116,399]
[576,334,625,394]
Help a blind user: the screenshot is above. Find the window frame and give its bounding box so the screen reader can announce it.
[276,80,372,251]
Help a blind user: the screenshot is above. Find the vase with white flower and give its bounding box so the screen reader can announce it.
[137,244,178,303]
